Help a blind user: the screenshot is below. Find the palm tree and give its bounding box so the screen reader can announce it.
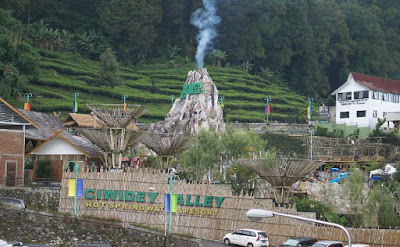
[258,66,276,81]
[75,31,92,54]
[242,60,253,73]
[166,44,181,60]
[59,30,73,52]
[33,20,49,48]
[209,49,227,67]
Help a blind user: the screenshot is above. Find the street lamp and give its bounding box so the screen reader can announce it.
[246,209,352,247]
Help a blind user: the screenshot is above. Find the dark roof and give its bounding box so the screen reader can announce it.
[61,130,102,158]
[26,129,102,159]
[0,98,39,128]
[352,72,400,94]
[19,110,64,140]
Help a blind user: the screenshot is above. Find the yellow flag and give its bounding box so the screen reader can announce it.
[68,179,76,197]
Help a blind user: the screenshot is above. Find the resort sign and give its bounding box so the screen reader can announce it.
[83,188,224,216]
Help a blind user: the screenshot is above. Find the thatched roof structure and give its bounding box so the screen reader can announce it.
[63,113,106,128]
[141,133,192,157]
[240,158,322,187]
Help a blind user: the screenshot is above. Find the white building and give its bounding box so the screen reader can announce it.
[331,72,400,130]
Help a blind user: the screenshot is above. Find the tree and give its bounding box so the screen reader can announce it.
[95,48,121,88]
[179,129,222,182]
[0,9,38,98]
[208,49,227,67]
[97,0,162,62]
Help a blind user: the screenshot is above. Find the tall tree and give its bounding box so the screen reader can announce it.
[97,0,162,62]
[0,9,38,98]
[95,48,121,88]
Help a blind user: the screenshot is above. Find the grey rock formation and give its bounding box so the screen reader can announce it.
[149,68,225,134]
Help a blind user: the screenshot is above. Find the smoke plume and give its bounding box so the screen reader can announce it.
[191,0,221,69]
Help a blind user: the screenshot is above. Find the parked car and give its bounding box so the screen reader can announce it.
[311,241,343,247]
[0,197,26,211]
[0,239,12,247]
[279,237,317,247]
[222,229,269,247]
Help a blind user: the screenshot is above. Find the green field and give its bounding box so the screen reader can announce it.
[8,50,308,123]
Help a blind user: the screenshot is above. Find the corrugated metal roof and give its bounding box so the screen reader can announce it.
[352,72,400,94]
[386,112,400,121]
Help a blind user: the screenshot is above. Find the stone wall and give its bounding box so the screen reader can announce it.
[232,122,310,134]
[0,186,60,211]
[0,207,200,247]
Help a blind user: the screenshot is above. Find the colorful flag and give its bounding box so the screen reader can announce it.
[68,179,83,197]
[171,194,177,213]
[164,194,170,213]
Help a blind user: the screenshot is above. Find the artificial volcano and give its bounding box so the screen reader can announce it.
[149,68,224,134]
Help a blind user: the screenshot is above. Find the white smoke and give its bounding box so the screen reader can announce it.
[191,0,221,69]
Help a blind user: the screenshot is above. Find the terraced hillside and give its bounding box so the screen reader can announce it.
[8,50,307,123]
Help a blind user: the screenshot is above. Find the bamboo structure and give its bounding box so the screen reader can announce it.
[241,158,323,205]
[141,133,192,169]
[78,104,148,168]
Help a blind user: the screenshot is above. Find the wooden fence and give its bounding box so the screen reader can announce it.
[59,169,400,246]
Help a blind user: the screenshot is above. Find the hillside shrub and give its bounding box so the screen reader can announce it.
[315,126,345,138]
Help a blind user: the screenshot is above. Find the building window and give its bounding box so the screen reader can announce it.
[383,112,387,118]
[393,94,399,103]
[357,111,366,117]
[354,91,369,99]
[337,92,351,101]
[340,112,349,118]
[372,91,379,99]
[373,110,377,117]
[381,93,389,101]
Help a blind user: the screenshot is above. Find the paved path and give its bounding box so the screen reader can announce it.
[200,238,226,247]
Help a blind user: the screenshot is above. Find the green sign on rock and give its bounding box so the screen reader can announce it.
[180,82,204,98]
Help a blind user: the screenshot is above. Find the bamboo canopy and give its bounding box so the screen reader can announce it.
[241,158,322,186]
[77,104,148,168]
[141,132,191,157]
[241,158,322,204]
[86,104,148,128]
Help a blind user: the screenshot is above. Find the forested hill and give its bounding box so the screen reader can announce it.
[1,0,400,121]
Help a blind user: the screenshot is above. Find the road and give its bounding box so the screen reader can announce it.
[201,238,226,247]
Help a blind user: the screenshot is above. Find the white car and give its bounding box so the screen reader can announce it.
[222,229,269,247]
[312,241,343,247]
[0,240,13,247]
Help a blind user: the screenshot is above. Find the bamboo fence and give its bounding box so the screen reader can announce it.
[59,170,400,246]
